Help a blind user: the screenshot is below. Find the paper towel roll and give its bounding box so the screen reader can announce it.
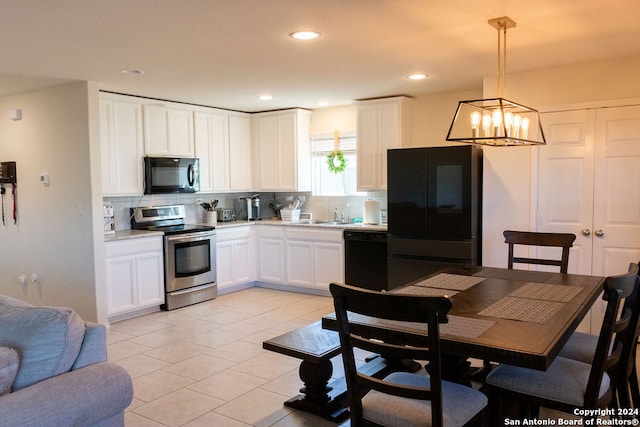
[363,200,380,224]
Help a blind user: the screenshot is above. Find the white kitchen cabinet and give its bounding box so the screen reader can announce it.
[313,240,344,288]
[228,113,252,191]
[194,109,252,193]
[105,237,164,318]
[215,226,254,292]
[99,93,144,196]
[257,226,286,284]
[286,239,315,287]
[252,109,311,191]
[356,96,413,191]
[285,228,344,292]
[194,109,229,192]
[257,226,343,293]
[143,103,194,157]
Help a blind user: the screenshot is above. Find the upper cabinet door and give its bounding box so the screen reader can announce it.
[276,113,297,190]
[99,94,144,196]
[255,114,279,190]
[229,113,252,191]
[252,109,311,191]
[356,105,379,191]
[194,110,230,192]
[356,97,413,191]
[143,104,194,157]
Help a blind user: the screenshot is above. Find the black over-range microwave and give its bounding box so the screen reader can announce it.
[143,156,200,194]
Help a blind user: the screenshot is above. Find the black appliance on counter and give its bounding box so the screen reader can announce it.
[131,205,216,310]
[344,230,388,291]
[387,145,482,289]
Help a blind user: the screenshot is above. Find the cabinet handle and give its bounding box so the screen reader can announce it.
[581,228,591,236]
[594,229,605,237]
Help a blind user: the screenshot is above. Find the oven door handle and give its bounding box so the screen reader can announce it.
[166,233,214,243]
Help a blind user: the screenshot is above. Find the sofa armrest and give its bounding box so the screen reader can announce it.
[72,322,107,370]
[0,362,133,427]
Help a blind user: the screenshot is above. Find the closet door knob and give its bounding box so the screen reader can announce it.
[594,229,605,237]
[581,228,591,236]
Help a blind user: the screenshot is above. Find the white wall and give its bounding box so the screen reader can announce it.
[412,89,482,147]
[309,104,357,134]
[0,82,100,321]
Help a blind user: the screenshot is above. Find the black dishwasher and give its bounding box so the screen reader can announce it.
[344,230,388,291]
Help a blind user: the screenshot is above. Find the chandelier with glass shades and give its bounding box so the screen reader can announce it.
[446,17,546,146]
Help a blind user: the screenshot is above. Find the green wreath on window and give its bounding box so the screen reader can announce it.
[327,151,347,174]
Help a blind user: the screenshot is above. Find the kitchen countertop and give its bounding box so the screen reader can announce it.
[105,229,164,242]
[106,218,387,241]
[217,219,388,231]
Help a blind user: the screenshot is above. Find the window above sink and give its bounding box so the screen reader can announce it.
[311,131,363,196]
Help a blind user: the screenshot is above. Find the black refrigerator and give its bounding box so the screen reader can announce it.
[387,145,482,289]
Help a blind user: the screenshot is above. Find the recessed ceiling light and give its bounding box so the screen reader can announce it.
[317,101,330,107]
[290,31,320,40]
[120,69,144,75]
[258,95,273,101]
[408,73,428,80]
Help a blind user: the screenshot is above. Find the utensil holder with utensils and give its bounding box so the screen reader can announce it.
[281,208,300,221]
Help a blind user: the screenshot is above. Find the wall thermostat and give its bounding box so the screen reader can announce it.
[40,172,50,186]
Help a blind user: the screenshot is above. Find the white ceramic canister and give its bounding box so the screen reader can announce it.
[205,210,217,225]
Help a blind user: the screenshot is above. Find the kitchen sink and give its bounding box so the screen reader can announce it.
[293,220,350,226]
[290,220,367,227]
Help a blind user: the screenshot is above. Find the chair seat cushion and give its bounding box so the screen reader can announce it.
[362,371,487,427]
[0,295,85,391]
[486,356,609,407]
[558,331,597,364]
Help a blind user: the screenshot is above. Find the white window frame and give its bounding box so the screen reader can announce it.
[311,131,362,196]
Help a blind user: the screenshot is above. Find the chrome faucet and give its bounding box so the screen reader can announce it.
[333,208,339,222]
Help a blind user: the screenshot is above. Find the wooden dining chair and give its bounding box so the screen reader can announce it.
[485,263,639,424]
[559,261,640,412]
[503,230,576,273]
[330,282,488,427]
[477,230,578,376]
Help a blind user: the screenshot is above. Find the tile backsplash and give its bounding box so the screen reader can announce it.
[105,191,387,230]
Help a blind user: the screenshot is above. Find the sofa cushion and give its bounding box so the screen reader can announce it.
[0,295,86,391]
[0,347,19,395]
[72,321,108,370]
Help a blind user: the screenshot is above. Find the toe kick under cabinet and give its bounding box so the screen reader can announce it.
[105,236,165,320]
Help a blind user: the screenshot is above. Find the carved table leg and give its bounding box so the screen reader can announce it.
[283,358,349,422]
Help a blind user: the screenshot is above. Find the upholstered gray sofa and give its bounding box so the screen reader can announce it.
[0,295,133,427]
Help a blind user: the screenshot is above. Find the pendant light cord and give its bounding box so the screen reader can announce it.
[497,21,508,98]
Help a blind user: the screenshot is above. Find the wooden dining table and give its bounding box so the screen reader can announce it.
[322,265,604,381]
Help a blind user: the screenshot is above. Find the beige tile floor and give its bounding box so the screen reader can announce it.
[110,287,352,427]
[110,287,640,427]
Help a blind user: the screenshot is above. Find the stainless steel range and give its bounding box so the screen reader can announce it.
[131,205,216,310]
